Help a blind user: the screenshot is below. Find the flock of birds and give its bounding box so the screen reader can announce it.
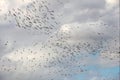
[0,0,119,80]
[0,0,63,35]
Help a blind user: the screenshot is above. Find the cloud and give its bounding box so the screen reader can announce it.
[0,0,119,80]
[57,0,119,28]
[0,0,9,15]
[0,0,34,16]
[106,0,119,6]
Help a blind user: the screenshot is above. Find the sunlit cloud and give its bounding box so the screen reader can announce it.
[0,0,9,15]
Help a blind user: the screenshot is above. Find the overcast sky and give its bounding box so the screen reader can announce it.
[0,0,119,80]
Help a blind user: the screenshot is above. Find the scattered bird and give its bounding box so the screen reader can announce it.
[0,0,119,80]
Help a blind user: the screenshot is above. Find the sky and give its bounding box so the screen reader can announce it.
[0,0,119,80]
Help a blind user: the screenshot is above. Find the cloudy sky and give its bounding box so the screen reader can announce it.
[0,0,119,80]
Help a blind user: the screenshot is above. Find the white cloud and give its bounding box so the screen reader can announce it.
[0,0,9,15]
[106,0,118,6]
[0,0,34,15]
